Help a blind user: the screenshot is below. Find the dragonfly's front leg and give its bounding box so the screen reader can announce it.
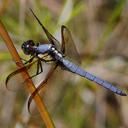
[20,56,35,65]
[25,56,36,64]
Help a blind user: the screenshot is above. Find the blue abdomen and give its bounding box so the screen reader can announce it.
[61,58,127,96]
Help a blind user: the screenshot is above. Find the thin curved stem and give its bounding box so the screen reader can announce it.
[0,20,55,128]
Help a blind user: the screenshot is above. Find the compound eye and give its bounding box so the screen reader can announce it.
[28,40,35,46]
[21,43,25,50]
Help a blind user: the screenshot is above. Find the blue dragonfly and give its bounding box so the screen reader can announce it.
[6,9,127,111]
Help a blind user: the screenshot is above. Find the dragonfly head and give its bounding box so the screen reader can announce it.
[22,40,36,55]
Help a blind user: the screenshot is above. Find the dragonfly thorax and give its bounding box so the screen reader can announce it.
[36,44,53,54]
[36,44,63,59]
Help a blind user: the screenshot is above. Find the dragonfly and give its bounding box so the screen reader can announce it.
[6,9,127,111]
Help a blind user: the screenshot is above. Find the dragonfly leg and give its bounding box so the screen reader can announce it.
[24,56,35,65]
[36,59,40,75]
[24,60,43,83]
[39,59,43,73]
[36,59,43,75]
[17,56,35,66]
[23,57,53,84]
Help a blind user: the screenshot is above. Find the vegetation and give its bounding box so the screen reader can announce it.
[0,0,128,128]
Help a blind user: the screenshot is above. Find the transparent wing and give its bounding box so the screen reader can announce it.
[30,8,61,51]
[5,60,38,91]
[6,54,58,90]
[28,64,58,113]
[61,25,81,64]
[6,56,58,114]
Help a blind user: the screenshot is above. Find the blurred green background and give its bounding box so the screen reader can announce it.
[0,0,128,128]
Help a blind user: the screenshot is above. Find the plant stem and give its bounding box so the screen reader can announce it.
[0,20,55,128]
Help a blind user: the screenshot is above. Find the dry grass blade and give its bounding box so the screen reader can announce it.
[0,20,55,128]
